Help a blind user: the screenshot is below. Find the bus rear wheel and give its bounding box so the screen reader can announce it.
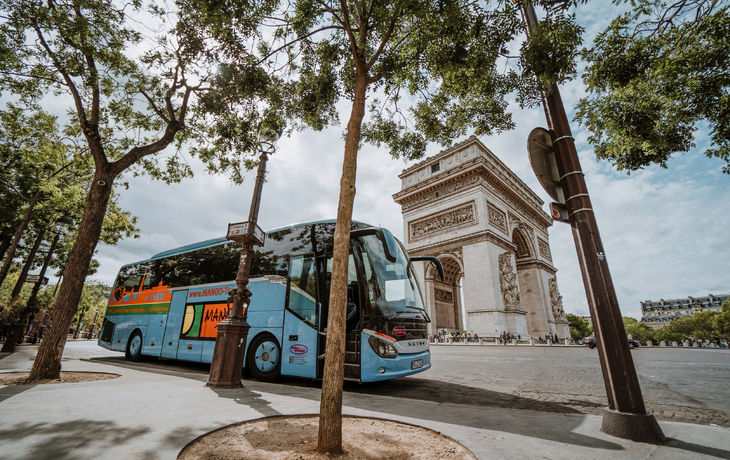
[126,330,144,362]
[247,334,281,382]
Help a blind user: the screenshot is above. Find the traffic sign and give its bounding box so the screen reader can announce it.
[528,127,565,204]
[226,221,265,246]
[550,202,570,224]
[25,275,49,285]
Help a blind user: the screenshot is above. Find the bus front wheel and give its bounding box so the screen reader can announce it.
[247,333,281,382]
[126,330,144,362]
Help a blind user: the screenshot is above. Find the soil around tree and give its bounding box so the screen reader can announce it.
[178,414,476,460]
[0,371,119,386]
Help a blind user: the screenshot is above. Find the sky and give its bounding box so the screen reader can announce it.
[13,2,730,320]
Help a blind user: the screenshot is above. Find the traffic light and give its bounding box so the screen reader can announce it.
[550,202,570,224]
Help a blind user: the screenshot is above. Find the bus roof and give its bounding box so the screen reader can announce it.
[128,219,369,266]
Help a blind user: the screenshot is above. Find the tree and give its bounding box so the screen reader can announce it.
[653,317,694,343]
[576,0,730,174]
[246,0,528,453]
[713,299,730,337]
[0,0,274,379]
[0,104,138,288]
[70,281,109,338]
[566,313,593,341]
[622,316,654,344]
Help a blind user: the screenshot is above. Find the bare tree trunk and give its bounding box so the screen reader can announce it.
[0,190,41,287]
[28,167,114,380]
[317,73,369,454]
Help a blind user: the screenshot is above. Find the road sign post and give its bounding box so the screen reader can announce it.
[522,1,665,443]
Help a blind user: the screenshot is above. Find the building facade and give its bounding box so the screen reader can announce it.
[393,136,570,340]
[640,294,729,329]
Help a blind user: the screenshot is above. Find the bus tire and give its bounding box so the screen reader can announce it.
[126,330,144,362]
[247,333,281,382]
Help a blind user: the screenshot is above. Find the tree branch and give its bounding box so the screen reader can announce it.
[31,18,88,128]
[366,2,401,70]
[258,25,343,64]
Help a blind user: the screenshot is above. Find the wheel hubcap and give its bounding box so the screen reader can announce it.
[131,336,141,355]
[255,341,279,373]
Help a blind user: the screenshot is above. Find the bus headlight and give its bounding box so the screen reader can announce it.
[368,336,398,359]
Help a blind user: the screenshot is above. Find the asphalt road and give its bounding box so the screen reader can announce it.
[25,340,730,428]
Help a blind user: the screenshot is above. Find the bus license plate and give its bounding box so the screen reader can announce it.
[411,359,423,370]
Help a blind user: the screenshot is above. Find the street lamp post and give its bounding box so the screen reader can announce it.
[520,2,664,443]
[207,129,282,389]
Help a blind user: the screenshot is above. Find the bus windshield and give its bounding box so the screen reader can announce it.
[356,231,427,322]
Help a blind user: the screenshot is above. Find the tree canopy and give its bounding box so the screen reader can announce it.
[576,0,730,174]
[0,103,138,287]
[0,0,282,380]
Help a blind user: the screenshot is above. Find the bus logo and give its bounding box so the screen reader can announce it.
[290,344,308,354]
[392,326,407,337]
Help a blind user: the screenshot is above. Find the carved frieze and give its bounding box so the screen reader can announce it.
[434,288,454,303]
[487,202,507,233]
[482,180,549,235]
[549,278,565,318]
[498,252,522,308]
[409,202,477,242]
[401,175,480,211]
[538,239,552,261]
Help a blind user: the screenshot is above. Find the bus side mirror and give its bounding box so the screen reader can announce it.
[350,227,397,263]
[410,256,444,282]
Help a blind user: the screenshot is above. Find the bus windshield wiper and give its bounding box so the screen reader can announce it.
[384,311,409,321]
[405,305,431,322]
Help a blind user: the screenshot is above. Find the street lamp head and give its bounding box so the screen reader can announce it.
[54,215,73,235]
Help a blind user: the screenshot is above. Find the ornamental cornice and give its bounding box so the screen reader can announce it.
[394,155,553,230]
[514,259,557,274]
[406,229,515,257]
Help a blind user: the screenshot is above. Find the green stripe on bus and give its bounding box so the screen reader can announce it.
[106,303,171,316]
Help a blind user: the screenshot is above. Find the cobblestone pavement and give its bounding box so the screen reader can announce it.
[353,345,730,428]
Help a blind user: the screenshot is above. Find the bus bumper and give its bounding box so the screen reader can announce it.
[360,346,431,382]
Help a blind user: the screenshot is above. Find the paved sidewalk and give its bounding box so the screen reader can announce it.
[1,344,729,460]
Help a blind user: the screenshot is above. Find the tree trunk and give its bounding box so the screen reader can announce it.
[0,233,11,264]
[28,167,115,380]
[317,73,369,454]
[0,190,41,288]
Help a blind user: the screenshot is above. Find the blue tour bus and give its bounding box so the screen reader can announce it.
[98,220,441,382]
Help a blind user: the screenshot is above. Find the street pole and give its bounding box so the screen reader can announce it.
[1,228,45,353]
[520,2,665,443]
[207,131,280,388]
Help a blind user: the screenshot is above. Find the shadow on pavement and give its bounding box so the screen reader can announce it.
[665,438,730,460]
[0,383,37,404]
[210,387,283,418]
[89,357,624,451]
[0,420,148,460]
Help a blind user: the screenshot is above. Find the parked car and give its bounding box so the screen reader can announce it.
[582,335,640,349]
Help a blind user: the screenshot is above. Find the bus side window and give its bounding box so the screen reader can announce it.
[287,256,317,326]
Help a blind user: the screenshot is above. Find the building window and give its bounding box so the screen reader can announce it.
[431,163,440,173]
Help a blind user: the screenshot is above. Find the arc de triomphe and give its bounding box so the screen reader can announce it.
[393,136,570,340]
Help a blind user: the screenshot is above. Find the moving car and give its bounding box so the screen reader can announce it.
[582,335,640,349]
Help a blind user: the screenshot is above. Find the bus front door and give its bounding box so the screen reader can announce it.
[161,290,187,359]
[280,256,318,378]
